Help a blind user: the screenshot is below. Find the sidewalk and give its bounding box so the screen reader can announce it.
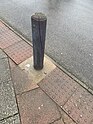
[0,20,93,124]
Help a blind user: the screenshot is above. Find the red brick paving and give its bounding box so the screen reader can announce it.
[0,21,33,65]
[0,23,9,34]
[39,67,93,123]
[0,29,21,49]
[0,21,21,49]
[4,40,33,64]
[17,88,61,124]
[63,86,93,124]
[0,21,7,29]
[38,68,80,107]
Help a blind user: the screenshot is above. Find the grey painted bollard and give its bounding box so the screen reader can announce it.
[31,13,47,70]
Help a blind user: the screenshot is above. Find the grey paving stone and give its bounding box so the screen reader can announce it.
[0,49,7,59]
[0,80,18,120]
[0,114,20,124]
[0,58,11,82]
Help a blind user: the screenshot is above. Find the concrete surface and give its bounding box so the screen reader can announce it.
[0,114,20,124]
[0,51,18,120]
[19,56,56,83]
[0,57,11,82]
[0,49,7,59]
[0,0,93,89]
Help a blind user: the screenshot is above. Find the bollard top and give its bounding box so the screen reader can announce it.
[31,13,47,21]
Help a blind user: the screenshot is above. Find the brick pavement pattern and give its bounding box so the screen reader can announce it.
[39,68,80,107]
[0,29,21,49]
[0,20,93,124]
[39,68,93,124]
[4,40,33,64]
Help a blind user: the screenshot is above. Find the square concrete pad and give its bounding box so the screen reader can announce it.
[0,80,18,120]
[19,56,56,83]
[0,114,20,124]
[17,88,61,124]
[4,40,33,64]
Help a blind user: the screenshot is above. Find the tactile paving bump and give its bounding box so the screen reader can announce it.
[63,86,93,124]
[0,29,21,49]
[4,40,33,64]
[38,68,80,107]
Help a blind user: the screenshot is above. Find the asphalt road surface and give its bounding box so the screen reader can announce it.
[0,0,93,89]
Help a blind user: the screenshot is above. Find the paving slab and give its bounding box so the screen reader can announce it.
[17,88,61,124]
[0,80,18,120]
[4,40,33,64]
[0,49,7,59]
[38,67,80,107]
[0,114,20,124]
[12,66,35,95]
[39,67,93,123]
[63,86,93,124]
[0,58,11,82]
[0,29,21,49]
